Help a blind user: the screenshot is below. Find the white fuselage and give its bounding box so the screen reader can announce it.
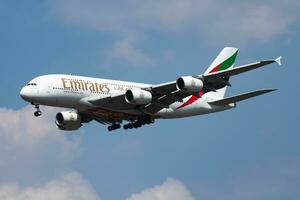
[20,74,234,119]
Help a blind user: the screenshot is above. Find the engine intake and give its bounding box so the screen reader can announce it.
[176,76,203,93]
[125,88,152,105]
[55,111,82,131]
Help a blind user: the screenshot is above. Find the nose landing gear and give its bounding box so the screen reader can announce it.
[33,104,42,117]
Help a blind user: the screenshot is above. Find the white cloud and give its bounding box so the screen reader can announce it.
[50,0,299,67]
[0,106,71,146]
[0,105,298,199]
[124,158,300,200]
[207,2,292,44]
[126,178,195,200]
[0,106,194,200]
[0,172,100,200]
[110,35,152,67]
[0,106,99,199]
[0,106,81,185]
[195,157,300,200]
[228,158,300,200]
[52,0,298,43]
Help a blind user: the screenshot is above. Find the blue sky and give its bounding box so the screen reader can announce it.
[0,0,299,199]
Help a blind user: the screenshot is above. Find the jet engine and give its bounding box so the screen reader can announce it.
[176,76,203,93]
[125,88,152,105]
[55,111,82,131]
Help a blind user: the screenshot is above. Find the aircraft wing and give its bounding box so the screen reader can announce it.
[142,57,281,113]
[87,81,191,114]
[143,82,192,113]
[86,56,281,115]
[208,88,276,105]
[203,56,281,79]
[86,92,134,110]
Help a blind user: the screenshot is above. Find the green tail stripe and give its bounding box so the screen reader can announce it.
[218,51,238,71]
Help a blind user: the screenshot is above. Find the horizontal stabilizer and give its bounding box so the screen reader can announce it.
[208,89,277,106]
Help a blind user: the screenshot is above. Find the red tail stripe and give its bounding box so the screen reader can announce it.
[176,90,204,109]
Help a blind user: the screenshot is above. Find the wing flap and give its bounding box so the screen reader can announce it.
[208,89,276,105]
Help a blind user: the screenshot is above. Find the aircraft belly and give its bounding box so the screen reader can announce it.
[158,99,233,119]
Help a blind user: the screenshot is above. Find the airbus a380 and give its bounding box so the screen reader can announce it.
[20,47,281,131]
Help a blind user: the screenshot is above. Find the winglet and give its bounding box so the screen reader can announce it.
[275,56,282,66]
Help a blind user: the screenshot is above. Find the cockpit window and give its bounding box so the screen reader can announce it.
[27,83,37,86]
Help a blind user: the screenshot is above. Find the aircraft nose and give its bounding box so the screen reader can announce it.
[20,87,30,101]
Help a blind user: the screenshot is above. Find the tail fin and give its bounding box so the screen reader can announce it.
[204,47,239,99]
[205,47,239,74]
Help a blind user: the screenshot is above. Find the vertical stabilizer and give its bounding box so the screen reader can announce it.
[204,47,238,99]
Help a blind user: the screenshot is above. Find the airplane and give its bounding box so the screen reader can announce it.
[20,47,281,131]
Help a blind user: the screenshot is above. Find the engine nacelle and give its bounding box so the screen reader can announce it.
[55,111,82,131]
[125,88,152,105]
[176,76,203,93]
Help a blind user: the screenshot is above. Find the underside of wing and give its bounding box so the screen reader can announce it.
[85,80,192,115]
[78,106,140,125]
[87,92,137,111]
[208,89,276,106]
[142,82,192,114]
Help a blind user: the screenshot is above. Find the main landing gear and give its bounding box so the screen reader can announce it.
[123,117,155,130]
[107,117,155,132]
[33,104,42,117]
[107,124,121,131]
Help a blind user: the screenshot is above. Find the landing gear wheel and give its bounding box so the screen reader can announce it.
[128,124,133,129]
[34,111,42,117]
[108,126,113,131]
[33,104,42,117]
[107,124,121,131]
[123,116,155,130]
